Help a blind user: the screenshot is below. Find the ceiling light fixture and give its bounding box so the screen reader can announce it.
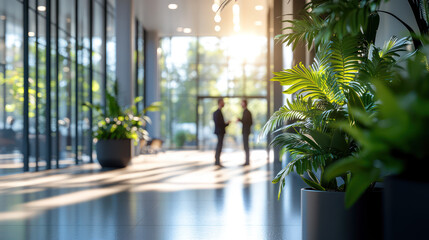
[233,2,240,32]
[183,28,192,34]
[37,5,46,12]
[176,27,183,32]
[212,0,220,12]
[168,4,178,10]
[255,21,262,26]
[215,25,221,32]
[214,14,221,23]
[255,5,264,11]
[28,32,35,37]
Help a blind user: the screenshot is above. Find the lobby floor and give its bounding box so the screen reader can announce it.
[0,150,303,240]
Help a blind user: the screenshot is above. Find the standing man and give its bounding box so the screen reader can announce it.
[213,98,230,167]
[238,99,252,165]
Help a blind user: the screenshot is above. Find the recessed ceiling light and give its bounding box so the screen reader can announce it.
[28,32,35,37]
[214,14,221,23]
[255,21,262,26]
[183,28,192,34]
[168,4,178,10]
[212,3,219,12]
[215,25,221,32]
[176,27,183,32]
[37,5,46,12]
[255,5,264,11]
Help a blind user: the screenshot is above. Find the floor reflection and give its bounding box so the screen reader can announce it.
[0,150,302,240]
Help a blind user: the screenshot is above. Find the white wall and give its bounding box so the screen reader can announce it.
[376,0,418,46]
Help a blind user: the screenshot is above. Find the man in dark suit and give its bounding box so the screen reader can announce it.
[213,98,230,166]
[238,99,252,165]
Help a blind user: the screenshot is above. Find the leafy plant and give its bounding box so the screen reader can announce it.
[173,130,192,148]
[262,0,412,202]
[277,0,383,50]
[83,86,161,143]
[325,47,429,206]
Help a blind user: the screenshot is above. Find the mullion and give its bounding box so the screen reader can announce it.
[75,0,79,165]
[45,0,52,169]
[35,0,40,171]
[55,0,59,168]
[135,19,139,112]
[89,0,93,163]
[102,0,107,114]
[23,0,30,172]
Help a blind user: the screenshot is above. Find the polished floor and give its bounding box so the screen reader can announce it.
[0,150,303,240]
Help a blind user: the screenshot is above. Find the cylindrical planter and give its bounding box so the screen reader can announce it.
[96,139,133,168]
[384,176,429,240]
[302,188,383,240]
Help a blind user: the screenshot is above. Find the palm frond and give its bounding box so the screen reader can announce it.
[360,37,411,83]
[284,151,333,176]
[330,36,361,84]
[260,97,321,137]
[379,36,411,61]
[274,62,346,105]
[278,12,325,50]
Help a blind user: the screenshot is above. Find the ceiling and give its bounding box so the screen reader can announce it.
[136,0,269,37]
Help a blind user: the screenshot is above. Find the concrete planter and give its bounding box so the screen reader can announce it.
[96,139,133,168]
[384,176,429,239]
[301,188,383,240]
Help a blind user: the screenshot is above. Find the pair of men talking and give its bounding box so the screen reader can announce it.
[213,98,253,167]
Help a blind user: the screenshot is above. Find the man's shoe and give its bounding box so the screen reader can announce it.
[242,163,250,166]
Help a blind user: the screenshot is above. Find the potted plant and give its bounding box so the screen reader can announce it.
[325,46,429,239]
[261,1,412,239]
[84,87,160,168]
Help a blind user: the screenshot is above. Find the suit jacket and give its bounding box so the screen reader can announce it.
[241,108,253,135]
[213,109,229,135]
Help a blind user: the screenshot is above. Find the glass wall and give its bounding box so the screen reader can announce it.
[106,0,115,95]
[0,0,24,174]
[160,37,198,149]
[160,36,268,150]
[135,19,144,112]
[0,0,118,175]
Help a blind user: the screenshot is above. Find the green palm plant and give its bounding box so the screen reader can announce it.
[83,84,161,143]
[325,46,427,207]
[263,34,410,201]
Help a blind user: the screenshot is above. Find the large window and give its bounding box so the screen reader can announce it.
[160,36,268,150]
[135,19,145,112]
[106,0,115,94]
[0,0,24,174]
[0,0,116,175]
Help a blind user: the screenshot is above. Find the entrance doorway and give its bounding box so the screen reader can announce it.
[197,97,268,152]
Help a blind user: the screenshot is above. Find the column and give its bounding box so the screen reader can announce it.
[115,0,134,106]
[145,30,161,139]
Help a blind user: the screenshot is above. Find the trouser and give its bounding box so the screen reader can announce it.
[215,133,224,164]
[243,133,249,164]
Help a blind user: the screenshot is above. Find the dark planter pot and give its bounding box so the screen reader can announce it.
[302,188,383,240]
[96,139,133,168]
[384,176,429,239]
